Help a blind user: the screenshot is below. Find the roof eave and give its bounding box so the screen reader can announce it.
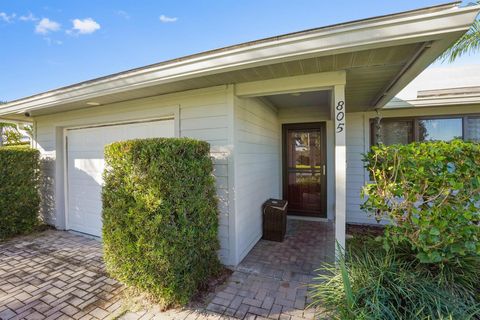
[1,2,479,117]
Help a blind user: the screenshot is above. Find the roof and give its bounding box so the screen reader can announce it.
[418,86,480,98]
[388,85,480,108]
[1,2,479,120]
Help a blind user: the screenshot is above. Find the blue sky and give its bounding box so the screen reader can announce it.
[1,1,479,101]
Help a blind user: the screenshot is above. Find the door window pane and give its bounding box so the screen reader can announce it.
[466,117,480,142]
[287,173,321,213]
[287,130,322,168]
[378,120,413,145]
[285,127,324,216]
[418,118,463,142]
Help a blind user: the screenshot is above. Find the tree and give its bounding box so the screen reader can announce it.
[440,3,480,62]
[0,101,25,146]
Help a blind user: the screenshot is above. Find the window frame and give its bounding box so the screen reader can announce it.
[370,113,480,146]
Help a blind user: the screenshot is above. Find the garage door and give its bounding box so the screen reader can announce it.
[66,119,175,236]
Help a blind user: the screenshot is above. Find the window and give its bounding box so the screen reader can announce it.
[372,119,414,146]
[418,118,463,142]
[465,116,480,142]
[371,115,480,146]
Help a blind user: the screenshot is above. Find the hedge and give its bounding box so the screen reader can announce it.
[0,146,40,240]
[102,138,221,307]
[362,140,480,264]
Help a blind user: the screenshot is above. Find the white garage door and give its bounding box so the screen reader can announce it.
[66,119,175,236]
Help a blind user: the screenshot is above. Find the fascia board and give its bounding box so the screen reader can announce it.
[1,4,479,116]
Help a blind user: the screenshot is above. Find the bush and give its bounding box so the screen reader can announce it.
[311,241,480,320]
[362,140,480,263]
[0,146,40,240]
[102,138,221,307]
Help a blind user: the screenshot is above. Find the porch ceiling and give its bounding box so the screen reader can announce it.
[264,90,331,109]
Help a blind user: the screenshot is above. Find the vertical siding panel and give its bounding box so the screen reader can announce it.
[234,97,281,262]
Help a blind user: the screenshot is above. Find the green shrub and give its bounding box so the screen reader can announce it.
[0,146,40,240]
[102,138,221,307]
[311,241,480,320]
[362,140,480,263]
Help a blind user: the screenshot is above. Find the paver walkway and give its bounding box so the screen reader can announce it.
[0,220,334,320]
[204,220,335,319]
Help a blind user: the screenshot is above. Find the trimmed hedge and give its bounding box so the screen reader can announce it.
[102,138,221,307]
[362,140,480,263]
[0,146,40,240]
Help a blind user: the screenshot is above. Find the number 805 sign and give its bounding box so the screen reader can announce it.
[336,101,345,133]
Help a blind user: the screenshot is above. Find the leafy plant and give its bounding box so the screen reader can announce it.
[0,122,24,146]
[362,140,480,264]
[102,138,221,308]
[311,240,480,320]
[0,146,40,240]
[440,1,480,63]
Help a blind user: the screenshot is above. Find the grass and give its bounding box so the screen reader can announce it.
[310,235,480,320]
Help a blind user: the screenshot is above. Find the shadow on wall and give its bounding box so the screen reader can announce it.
[39,157,56,225]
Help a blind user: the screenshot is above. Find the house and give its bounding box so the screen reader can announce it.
[0,2,479,266]
[379,64,480,147]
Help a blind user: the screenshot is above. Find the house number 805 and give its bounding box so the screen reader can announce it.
[336,101,345,133]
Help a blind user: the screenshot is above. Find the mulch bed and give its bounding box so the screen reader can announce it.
[347,223,385,238]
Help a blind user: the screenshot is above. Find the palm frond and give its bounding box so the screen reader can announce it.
[440,19,480,63]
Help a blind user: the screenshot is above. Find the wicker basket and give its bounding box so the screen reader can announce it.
[262,199,288,242]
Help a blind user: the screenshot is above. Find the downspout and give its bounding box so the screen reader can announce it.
[32,119,37,149]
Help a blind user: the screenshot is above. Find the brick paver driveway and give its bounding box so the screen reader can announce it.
[0,220,334,320]
[0,231,123,320]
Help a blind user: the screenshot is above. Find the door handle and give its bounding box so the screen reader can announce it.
[323,165,326,176]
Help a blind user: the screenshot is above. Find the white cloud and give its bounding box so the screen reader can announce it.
[19,13,38,22]
[70,18,100,34]
[159,14,177,23]
[44,37,63,45]
[115,10,130,20]
[35,18,61,34]
[0,12,16,23]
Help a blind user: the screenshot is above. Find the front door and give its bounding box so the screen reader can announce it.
[283,123,326,217]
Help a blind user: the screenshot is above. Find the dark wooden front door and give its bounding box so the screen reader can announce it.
[283,123,327,217]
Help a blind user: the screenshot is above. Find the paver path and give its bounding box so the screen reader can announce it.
[204,220,335,320]
[0,220,334,320]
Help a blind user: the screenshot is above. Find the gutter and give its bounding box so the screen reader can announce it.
[1,2,464,106]
[372,42,433,108]
[0,2,479,117]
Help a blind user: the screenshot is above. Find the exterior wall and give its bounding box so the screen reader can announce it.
[33,85,236,265]
[233,97,281,264]
[345,104,480,225]
[345,112,371,224]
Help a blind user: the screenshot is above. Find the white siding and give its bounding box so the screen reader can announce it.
[345,104,480,225]
[233,97,281,263]
[345,112,373,224]
[33,85,235,265]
